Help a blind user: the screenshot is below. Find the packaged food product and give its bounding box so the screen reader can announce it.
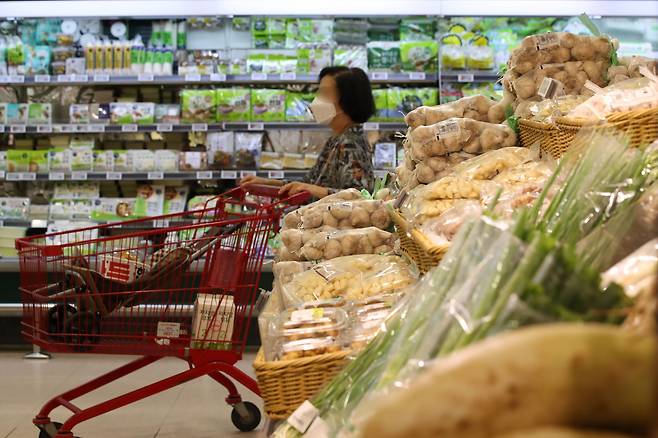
[451,147,534,181]
[53,181,100,199]
[0,198,30,219]
[134,183,165,217]
[110,103,134,124]
[441,34,466,69]
[178,151,208,171]
[250,89,286,122]
[367,41,401,72]
[607,56,658,84]
[7,150,31,172]
[154,150,178,172]
[404,152,475,186]
[90,103,111,124]
[112,150,133,172]
[334,45,368,70]
[421,200,482,246]
[131,103,155,125]
[24,45,51,75]
[206,132,234,169]
[70,146,94,171]
[285,92,314,122]
[215,88,251,122]
[163,186,189,214]
[48,149,71,172]
[70,104,90,124]
[281,199,391,233]
[52,46,75,61]
[187,195,218,214]
[90,198,137,221]
[49,199,92,220]
[404,94,501,128]
[129,150,156,172]
[374,142,397,169]
[190,294,235,350]
[181,89,217,123]
[294,227,395,261]
[154,104,181,124]
[234,132,263,168]
[372,89,389,122]
[400,41,438,73]
[260,151,283,170]
[279,337,343,360]
[92,150,114,171]
[387,88,438,121]
[27,103,52,125]
[5,104,28,125]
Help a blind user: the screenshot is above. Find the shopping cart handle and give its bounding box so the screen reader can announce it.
[242,184,311,206]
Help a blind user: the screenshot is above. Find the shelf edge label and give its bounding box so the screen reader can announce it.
[220,170,237,179]
[148,171,164,180]
[457,73,475,83]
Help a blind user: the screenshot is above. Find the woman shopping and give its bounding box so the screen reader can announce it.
[240,66,375,199]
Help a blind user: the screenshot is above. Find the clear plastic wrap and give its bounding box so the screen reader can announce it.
[452,147,535,180]
[283,199,390,231]
[281,188,364,229]
[279,254,417,307]
[607,55,658,85]
[602,238,657,299]
[286,227,396,262]
[528,94,589,123]
[420,201,482,247]
[408,118,517,161]
[406,152,475,187]
[611,181,658,265]
[404,95,500,129]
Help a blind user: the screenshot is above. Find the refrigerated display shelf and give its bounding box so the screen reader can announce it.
[0,122,406,133]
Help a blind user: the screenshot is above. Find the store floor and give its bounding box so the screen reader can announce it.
[0,351,264,438]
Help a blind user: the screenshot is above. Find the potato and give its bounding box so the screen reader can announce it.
[357,324,653,438]
[301,245,323,261]
[281,229,303,252]
[323,239,343,259]
[351,207,371,228]
[283,210,302,229]
[340,234,358,254]
[277,246,298,261]
[329,203,352,220]
[415,163,436,184]
[370,208,391,230]
[373,244,392,254]
[322,211,338,228]
[301,230,315,244]
[301,210,323,229]
[358,237,374,254]
[338,218,352,229]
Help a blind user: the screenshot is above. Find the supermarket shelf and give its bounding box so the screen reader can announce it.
[0,169,308,182]
[0,73,438,87]
[441,70,500,83]
[1,122,405,133]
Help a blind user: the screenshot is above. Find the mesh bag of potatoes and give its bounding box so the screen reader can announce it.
[408,118,517,161]
[608,56,658,85]
[279,254,417,307]
[284,199,391,231]
[282,188,364,229]
[404,95,503,129]
[281,227,395,262]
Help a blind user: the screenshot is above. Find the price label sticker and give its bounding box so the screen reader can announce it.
[57,74,72,83]
[54,124,74,133]
[240,170,257,178]
[138,73,154,82]
[121,124,138,132]
[157,123,173,132]
[89,124,106,132]
[457,73,474,83]
[268,171,285,179]
[71,171,88,180]
[185,73,202,82]
[48,172,65,181]
[21,172,36,181]
[280,72,297,80]
[363,122,379,131]
[148,171,164,180]
[73,74,89,82]
[37,125,53,133]
[210,73,227,82]
[6,173,20,181]
[287,400,319,434]
[250,72,267,81]
[34,74,51,83]
[93,73,110,82]
[371,72,389,80]
[408,72,426,80]
[220,170,237,179]
[192,123,208,132]
[248,122,264,131]
[106,172,122,180]
[0,171,5,179]
[8,75,25,83]
[153,219,170,228]
[10,125,26,133]
[196,171,213,180]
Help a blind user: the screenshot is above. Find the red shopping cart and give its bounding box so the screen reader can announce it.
[16,184,309,438]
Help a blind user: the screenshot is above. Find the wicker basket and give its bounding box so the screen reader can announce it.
[555,106,658,157]
[391,208,449,274]
[253,348,350,420]
[518,118,562,159]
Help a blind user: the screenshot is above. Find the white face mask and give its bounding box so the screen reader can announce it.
[309,96,340,125]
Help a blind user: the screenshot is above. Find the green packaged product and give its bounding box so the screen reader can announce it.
[216,88,251,122]
[400,18,437,41]
[387,88,438,121]
[285,92,314,122]
[296,48,332,74]
[7,149,48,172]
[334,45,368,70]
[181,89,217,123]
[90,198,137,221]
[367,42,401,72]
[400,41,438,72]
[371,89,389,122]
[27,103,52,125]
[134,183,165,217]
[48,148,71,172]
[251,89,286,122]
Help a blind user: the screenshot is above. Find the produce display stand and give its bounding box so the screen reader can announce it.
[16,184,309,438]
[391,208,449,274]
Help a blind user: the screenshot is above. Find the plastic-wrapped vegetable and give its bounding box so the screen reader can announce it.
[602,238,657,299]
[421,201,482,247]
[284,199,391,231]
[404,95,501,129]
[508,32,614,75]
[607,56,658,85]
[407,152,475,186]
[451,147,535,181]
[528,94,589,123]
[408,118,517,161]
[492,160,553,187]
[282,227,395,261]
[282,188,364,229]
[280,254,417,306]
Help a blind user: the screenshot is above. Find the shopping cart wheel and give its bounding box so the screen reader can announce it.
[230,401,261,432]
[48,304,77,339]
[64,311,101,352]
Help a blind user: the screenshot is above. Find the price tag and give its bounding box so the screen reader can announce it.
[138,73,154,82]
[457,73,474,83]
[192,123,208,132]
[54,124,74,133]
[210,73,227,82]
[57,74,73,83]
[185,73,202,82]
[240,170,257,178]
[371,72,389,80]
[106,172,122,180]
[10,125,26,133]
[220,170,237,179]
[71,171,88,180]
[6,173,20,181]
[268,170,285,179]
[121,124,138,132]
[8,75,25,83]
[34,74,51,83]
[250,72,267,81]
[37,125,53,133]
[89,124,106,132]
[408,72,426,80]
[153,219,170,228]
[21,172,36,181]
[0,171,5,179]
[280,72,297,80]
[248,122,264,131]
[72,74,89,82]
[287,400,319,434]
[148,171,164,180]
[0,76,8,83]
[48,172,65,181]
[363,122,380,131]
[93,73,110,82]
[196,171,213,180]
[156,123,173,132]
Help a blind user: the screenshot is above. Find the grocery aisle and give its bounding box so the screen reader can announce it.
[0,352,262,438]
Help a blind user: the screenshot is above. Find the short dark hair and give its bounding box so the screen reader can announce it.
[319,66,375,123]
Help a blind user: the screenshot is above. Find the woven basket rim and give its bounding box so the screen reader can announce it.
[253,347,351,371]
[518,118,557,130]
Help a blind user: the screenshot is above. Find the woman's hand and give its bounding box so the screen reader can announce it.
[239,175,283,187]
[279,182,328,199]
